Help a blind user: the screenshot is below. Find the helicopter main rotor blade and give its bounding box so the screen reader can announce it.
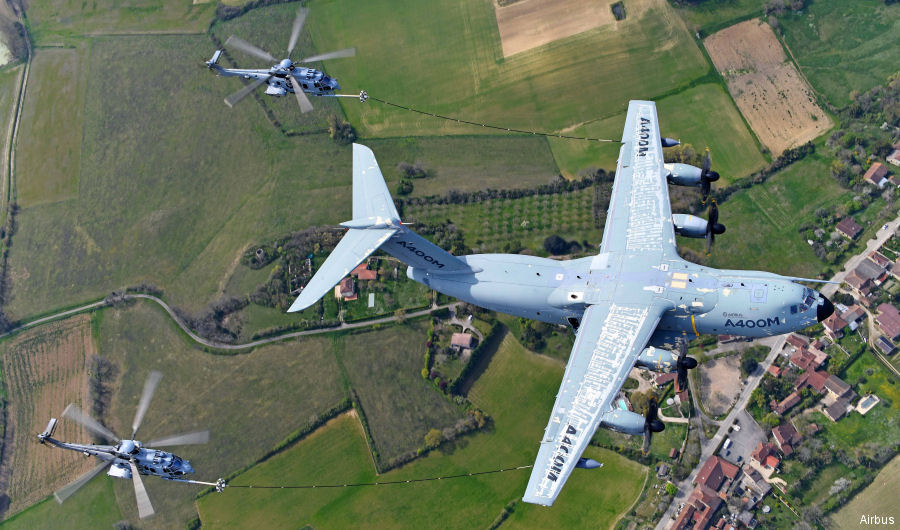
[132,371,162,439]
[54,458,113,504]
[63,404,119,443]
[224,76,269,108]
[129,461,155,519]
[147,430,210,447]
[289,76,315,114]
[225,35,277,63]
[287,7,309,57]
[300,47,356,63]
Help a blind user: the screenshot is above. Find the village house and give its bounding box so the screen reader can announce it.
[822,312,847,340]
[840,304,867,332]
[737,468,771,509]
[836,217,863,239]
[772,423,802,456]
[335,277,357,301]
[844,269,874,299]
[672,485,724,530]
[773,391,800,415]
[750,442,780,472]
[789,348,827,372]
[450,332,475,352]
[864,162,890,188]
[795,370,829,394]
[876,335,896,355]
[785,333,810,350]
[351,262,378,281]
[876,303,900,340]
[888,140,900,167]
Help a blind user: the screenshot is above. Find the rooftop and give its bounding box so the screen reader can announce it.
[864,162,889,185]
[824,374,851,398]
[876,303,900,338]
[696,456,740,492]
[836,217,863,238]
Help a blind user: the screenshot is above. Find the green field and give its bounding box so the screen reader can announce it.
[15,47,88,207]
[777,0,900,107]
[334,321,465,466]
[833,455,900,528]
[0,65,20,216]
[25,0,214,45]
[548,83,767,180]
[690,152,849,277]
[198,333,646,527]
[0,476,123,530]
[670,0,763,35]
[90,300,346,526]
[304,0,706,137]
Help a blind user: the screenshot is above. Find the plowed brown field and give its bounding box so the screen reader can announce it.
[0,315,97,516]
[705,20,832,154]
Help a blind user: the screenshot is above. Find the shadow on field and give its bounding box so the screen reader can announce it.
[454,326,508,397]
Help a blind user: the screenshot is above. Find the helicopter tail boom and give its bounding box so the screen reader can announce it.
[38,418,58,443]
[206,50,224,73]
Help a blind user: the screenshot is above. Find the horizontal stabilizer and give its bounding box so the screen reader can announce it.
[288,228,396,312]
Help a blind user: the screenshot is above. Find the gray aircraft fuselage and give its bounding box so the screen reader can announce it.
[404,235,829,345]
[39,436,194,481]
[216,61,339,97]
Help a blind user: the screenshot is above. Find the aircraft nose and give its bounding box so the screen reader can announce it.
[817,295,834,322]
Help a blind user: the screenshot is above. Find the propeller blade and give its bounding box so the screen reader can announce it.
[702,149,711,172]
[300,47,356,63]
[708,200,719,226]
[54,458,113,504]
[132,371,162,438]
[287,7,309,56]
[289,76,315,113]
[224,76,268,108]
[129,461,155,519]
[642,428,652,454]
[147,430,210,447]
[63,404,119,442]
[224,35,276,63]
[701,179,710,204]
[706,231,713,255]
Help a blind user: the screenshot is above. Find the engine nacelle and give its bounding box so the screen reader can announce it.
[600,409,645,436]
[672,214,708,239]
[634,346,679,373]
[664,163,702,186]
[661,137,680,148]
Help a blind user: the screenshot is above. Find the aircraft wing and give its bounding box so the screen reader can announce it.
[522,300,666,506]
[598,100,677,259]
[287,227,396,312]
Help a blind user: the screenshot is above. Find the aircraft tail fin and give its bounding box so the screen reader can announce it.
[206,50,224,72]
[287,144,475,313]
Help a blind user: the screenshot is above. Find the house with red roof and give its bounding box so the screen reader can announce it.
[351,262,378,281]
[786,333,810,350]
[672,485,724,530]
[864,162,890,188]
[695,456,740,492]
[795,370,829,393]
[822,312,847,340]
[773,391,800,415]
[750,442,780,471]
[836,217,863,239]
[772,423,802,456]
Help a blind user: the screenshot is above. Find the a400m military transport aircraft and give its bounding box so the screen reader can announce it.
[288,101,834,506]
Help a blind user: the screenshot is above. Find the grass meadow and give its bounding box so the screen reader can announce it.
[777,0,900,107]
[197,333,646,528]
[302,0,706,137]
[671,0,762,34]
[25,0,214,45]
[833,455,900,528]
[548,83,768,180]
[92,300,346,527]
[333,321,465,466]
[685,152,849,277]
[0,477,122,530]
[15,47,88,207]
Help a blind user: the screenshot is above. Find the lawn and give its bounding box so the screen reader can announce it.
[25,0,214,45]
[547,83,767,181]
[305,0,707,137]
[198,332,646,528]
[15,47,88,207]
[776,0,900,107]
[88,300,346,526]
[686,152,849,277]
[0,476,123,530]
[333,321,465,467]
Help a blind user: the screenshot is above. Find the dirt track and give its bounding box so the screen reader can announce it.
[705,20,832,154]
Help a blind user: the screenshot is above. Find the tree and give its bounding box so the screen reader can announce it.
[328,115,357,145]
[424,428,443,449]
[543,234,569,255]
[665,482,678,496]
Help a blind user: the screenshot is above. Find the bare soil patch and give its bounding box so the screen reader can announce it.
[704,20,832,155]
[698,355,741,416]
[495,0,648,57]
[0,315,97,516]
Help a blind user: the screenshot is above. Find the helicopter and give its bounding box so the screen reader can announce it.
[37,371,210,519]
[206,7,364,112]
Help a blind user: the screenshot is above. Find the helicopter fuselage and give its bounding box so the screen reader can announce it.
[39,434,194,481]
[214,64,339,97]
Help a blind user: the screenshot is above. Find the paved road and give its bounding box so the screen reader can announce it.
[1,294,456,351]
[822,211,900,298]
